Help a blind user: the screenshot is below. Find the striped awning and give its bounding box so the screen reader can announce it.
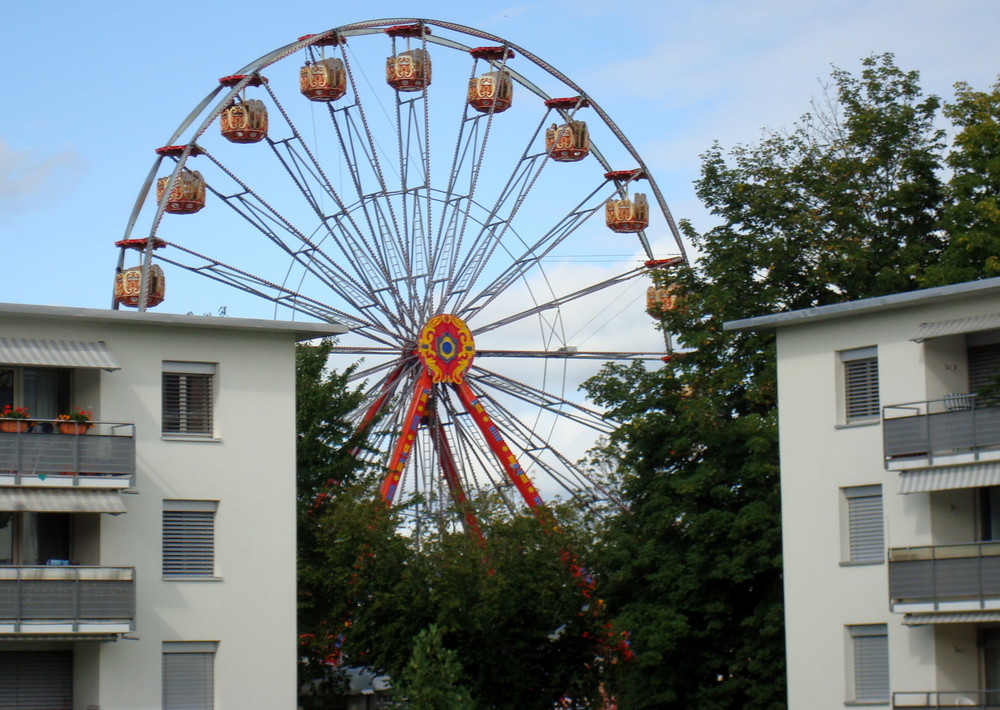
[0,338,120,370]
[899,462,1000,494]
[903,611,1000,626]
[912,313,1000,342]
[0,489,125,514]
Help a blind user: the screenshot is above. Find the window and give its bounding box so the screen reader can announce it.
[163,500,218,578]
[0,513,71,565]
[0,366,71,421]
[981,487,1000,541]
[163,642,216,710]
[982,628,1000,707]
[847,624,889,703]
[162,361,215,436]
[0,651,73,708]
[843,486,884,564]
[969,342,1000,397]
[842,347,879,423]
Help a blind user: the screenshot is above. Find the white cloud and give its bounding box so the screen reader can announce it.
[0,142,84,215]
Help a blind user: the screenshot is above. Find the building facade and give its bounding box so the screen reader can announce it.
[0,302,342,708]
[727,277,1000,709]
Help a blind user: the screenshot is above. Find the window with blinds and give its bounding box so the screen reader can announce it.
[163,500,218,578]
[848,624,889,703]
[969,342,1000,397]
[162,361,215,436]
[0,651,72,708]
[842,347,879,422]
[163,643,216,710]
[844,485,884,563]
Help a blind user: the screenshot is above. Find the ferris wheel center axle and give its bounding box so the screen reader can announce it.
[416,314,475,384]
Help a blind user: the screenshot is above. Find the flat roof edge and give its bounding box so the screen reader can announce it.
[0,302,347,341]
[723,277,1000,332]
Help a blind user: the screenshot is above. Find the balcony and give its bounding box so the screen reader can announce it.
[889,542,1000,613]
[883,396,1000,470]
[0,566,135,637]
[0,421,135,488]
[894,690,1000,708]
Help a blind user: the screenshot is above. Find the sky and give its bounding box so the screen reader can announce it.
[4,0,998,314]
[3,1,999,476]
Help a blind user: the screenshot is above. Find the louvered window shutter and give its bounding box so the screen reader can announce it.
[0,651,73,708]
[163,507,216,577]
[843,350,879,422]
[850,625,889,702]
[969,343,1000,396]
[163,651,214,709]
[162,362,215,436]
[846,487,884,563]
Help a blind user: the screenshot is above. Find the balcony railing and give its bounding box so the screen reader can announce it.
[889,542,1000,610]
[895,690,1000,707]
[883,396,1000,465]
[0,420,135,487]
[0,565,135,634]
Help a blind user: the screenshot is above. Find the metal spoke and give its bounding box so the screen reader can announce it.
[468,366,615,435]
[472,388,624,512]
[471,265,647,336]
[454,177,616,322]
[153,244,394,342]
[226,86,415,333]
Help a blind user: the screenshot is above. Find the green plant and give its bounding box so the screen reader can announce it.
[1,405,29,420]
[59,409,93,424]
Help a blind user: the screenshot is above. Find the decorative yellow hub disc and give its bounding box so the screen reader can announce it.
[417,314,475,383]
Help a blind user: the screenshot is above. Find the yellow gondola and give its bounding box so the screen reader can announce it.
[114,264,165,308]
[545,121,589,162]
[606,193,649,233]
[468,70,512,113]
[386,48,431,91]
[300,58,346,101]
[220,99,268,143]
[156,170,206,214]
[646,284,681,318]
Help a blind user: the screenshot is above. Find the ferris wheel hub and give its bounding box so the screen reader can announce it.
[416,314,475,383]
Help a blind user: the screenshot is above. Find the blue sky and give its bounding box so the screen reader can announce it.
[3,0,998,319]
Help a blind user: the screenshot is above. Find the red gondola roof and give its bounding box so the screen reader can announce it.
[544,96,590,110]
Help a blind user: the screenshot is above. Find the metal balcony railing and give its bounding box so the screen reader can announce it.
[883,396,1000,465]
[0,566,135,633]
[894,690,1000,707]
[889,542,1000,608]
[0,420,135,486]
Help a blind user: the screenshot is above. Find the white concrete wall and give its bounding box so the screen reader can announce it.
[776,291,1000,710]
[0,310,305,709]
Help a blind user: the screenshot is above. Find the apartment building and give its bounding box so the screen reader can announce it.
[0,302,342,708]
[726,276,1000,709]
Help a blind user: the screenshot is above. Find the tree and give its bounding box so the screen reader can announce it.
[391,624,476,710]
[585,54,952,709]
[922,78,1000,285]
[295,338,365,514]
[337,500,609,709]
[296,338,366,707]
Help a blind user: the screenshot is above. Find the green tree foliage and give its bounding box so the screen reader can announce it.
[585,54,969,709]
[295,338,365,514]
[923,78,1000,284]
[390,624,476,710]
[340,501,607,709]
[693,53,945,310]
[296,338,366,706]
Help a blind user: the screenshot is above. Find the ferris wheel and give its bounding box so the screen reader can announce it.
[113,18,687,531]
